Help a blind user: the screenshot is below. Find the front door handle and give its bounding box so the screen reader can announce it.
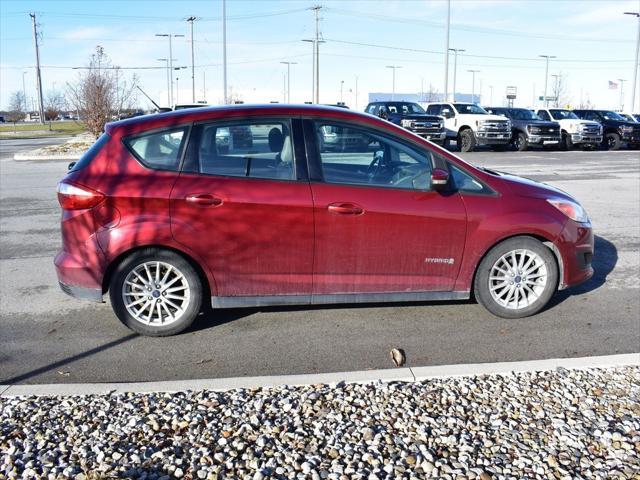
[327,202,364,215]
[185,194,223,207]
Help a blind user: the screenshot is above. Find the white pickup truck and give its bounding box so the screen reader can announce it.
[536,108,602,150]
[423,102,511,152]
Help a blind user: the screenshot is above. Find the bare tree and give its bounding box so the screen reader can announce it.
[44,89,66,121]
[66,46,139,138]
[424,84,441,102]
[6,91,25,127]
[551,72,570,108]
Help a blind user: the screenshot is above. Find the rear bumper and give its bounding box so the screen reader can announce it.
[555,220,594,289]
[58,281,103,302]
[54,249,105,302]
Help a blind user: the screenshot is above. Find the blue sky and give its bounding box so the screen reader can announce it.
[1,0,639,112]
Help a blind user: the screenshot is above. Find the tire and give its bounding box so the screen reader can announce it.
[560,132,573,151]
[109,248,203,336]
[473,236,558,319]
[513,132,528,151]
[604,132,621,151]
[457,129,476,152]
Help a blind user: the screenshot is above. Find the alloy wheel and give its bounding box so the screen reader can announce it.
[122,261,191,326]
[488,249,548,310]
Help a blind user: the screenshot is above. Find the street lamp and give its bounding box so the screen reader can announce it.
[280,61,297,103]
[386,65,402,100]
[157,58,171,106]
[467,69,480,103]
[624,12,640,112]
[618,78,626,111]
[539,54,556,107]
[551,74,559,106]
[340,80,344,103]
[448,48,465,102]
[22,71,28,112]
[156,33,185,106]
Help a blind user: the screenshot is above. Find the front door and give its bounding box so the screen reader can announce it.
[170,118,314,298]
[307,120,467,294]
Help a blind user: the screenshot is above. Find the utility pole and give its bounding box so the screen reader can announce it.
[444,0,451,101]
[29,13,45,124]
[187,16,197,103]
[22,71,28,112]
[340,80,344,103]
[449,48,465,102]
[283,72,286,103]
[156,34,184,106]
[222,0,228,104]
[157,58,171,106]
[467,69,479,103]
[175,76,179,104]
[618,78,626,111]
[624,12,640,112]
[539,54,556,107]
[280,61,297,103]
[386,65,402,100]
[202,70,207,102]
[489,85,494,106]
[312,5,322,103]
[355,75,358,110]
[551,74,559,106]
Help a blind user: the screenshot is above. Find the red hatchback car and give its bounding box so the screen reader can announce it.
[55,105,594,336]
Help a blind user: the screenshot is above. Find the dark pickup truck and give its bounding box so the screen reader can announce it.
[485,107,561,151]
[572,109,640,150]
[365,101,446,145]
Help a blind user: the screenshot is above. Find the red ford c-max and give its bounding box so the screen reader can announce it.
[55,105,594,336]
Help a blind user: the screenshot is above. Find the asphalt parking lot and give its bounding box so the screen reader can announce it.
[0,138,638,385]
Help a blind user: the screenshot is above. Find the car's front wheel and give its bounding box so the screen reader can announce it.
[474,237,558,318]
[109,249,203,336]
[457,129,476,152]
[604,132,621,151]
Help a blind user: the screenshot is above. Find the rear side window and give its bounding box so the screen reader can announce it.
[69,133,110,172]
[123,127,189,171]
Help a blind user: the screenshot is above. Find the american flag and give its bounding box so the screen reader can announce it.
[608,81,618,89]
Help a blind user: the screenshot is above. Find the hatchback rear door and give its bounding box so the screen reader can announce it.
[170,117,314,301]
[305,119,467,295]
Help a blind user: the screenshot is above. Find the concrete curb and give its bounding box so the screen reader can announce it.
[13,153,81,161]
[1,353,637,398]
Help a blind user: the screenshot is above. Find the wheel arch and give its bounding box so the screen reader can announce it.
[101,244,213,300]
[469,233,562,299]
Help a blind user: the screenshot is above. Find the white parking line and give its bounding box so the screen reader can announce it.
[2,353,637,397]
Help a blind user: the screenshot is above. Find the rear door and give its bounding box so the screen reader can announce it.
[305,119,467,294]
[170,117,314,298]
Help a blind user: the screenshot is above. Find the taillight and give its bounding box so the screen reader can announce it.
[57,181,105,210]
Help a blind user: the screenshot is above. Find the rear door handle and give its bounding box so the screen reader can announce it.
[327,202,364,215]
[185,194,223,207]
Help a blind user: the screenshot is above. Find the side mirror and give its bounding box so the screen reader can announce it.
[67,161,77,171]
[431,168,449,189]
[441,109,453,119]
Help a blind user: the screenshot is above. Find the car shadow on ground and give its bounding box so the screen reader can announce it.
[190,234,617,332]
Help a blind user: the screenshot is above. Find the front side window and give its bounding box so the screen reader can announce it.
[365,104,377,114]
[549,109,578,120]
[426,104,441,115]
[600,111,625,121]
[314,122,433,190]
[453,104,488,115]
[124,127,188,171]
[196,121,294,180]
[449,164,488,193]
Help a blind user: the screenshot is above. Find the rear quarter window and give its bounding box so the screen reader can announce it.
[69,133,111,172]
[123,127,189,171]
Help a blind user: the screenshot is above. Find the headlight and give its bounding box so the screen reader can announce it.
[505,120,511,129]
[529,126,541,134]
[547,199,589,223]
[620,125,634,133]
[401,119,413,128]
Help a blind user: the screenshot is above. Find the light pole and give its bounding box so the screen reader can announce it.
[618,78,626,111]
[175,76,179,104]
[444,0,451,101]
[22,71,28,112]
[186,16,197,103]
[467,69,480,103]
[157,58,171,106]
[539,54,556,107]
[489,85,494,106]
[551,74,559,106]
[156,33,185,106]
[624,12,640,112]
[449,48,465,102]
[386,65,402,100]
[340,80,344,103]
[280,61,297,103]
[355,76,358,110]
[222,0,228,104]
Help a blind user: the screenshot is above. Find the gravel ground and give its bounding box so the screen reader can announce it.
[1,367,639,479]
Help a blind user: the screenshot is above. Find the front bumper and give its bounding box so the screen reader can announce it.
[415,131,446,143]
[476,131,511,145]
[570,133,603,144]
[554,220,594,289]
[528,135,560,145]
[622,132,640,144]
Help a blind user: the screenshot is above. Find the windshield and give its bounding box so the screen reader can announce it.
[386,103,425,114]
[511,109,541,120]
[550,109,578,120]
[600,111,625,121]
[453,104,487,115]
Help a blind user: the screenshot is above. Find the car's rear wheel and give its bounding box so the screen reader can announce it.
[474,237,558,318]
[110,249,203,336]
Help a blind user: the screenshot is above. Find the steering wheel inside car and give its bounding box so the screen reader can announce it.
[367,150,384,180]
